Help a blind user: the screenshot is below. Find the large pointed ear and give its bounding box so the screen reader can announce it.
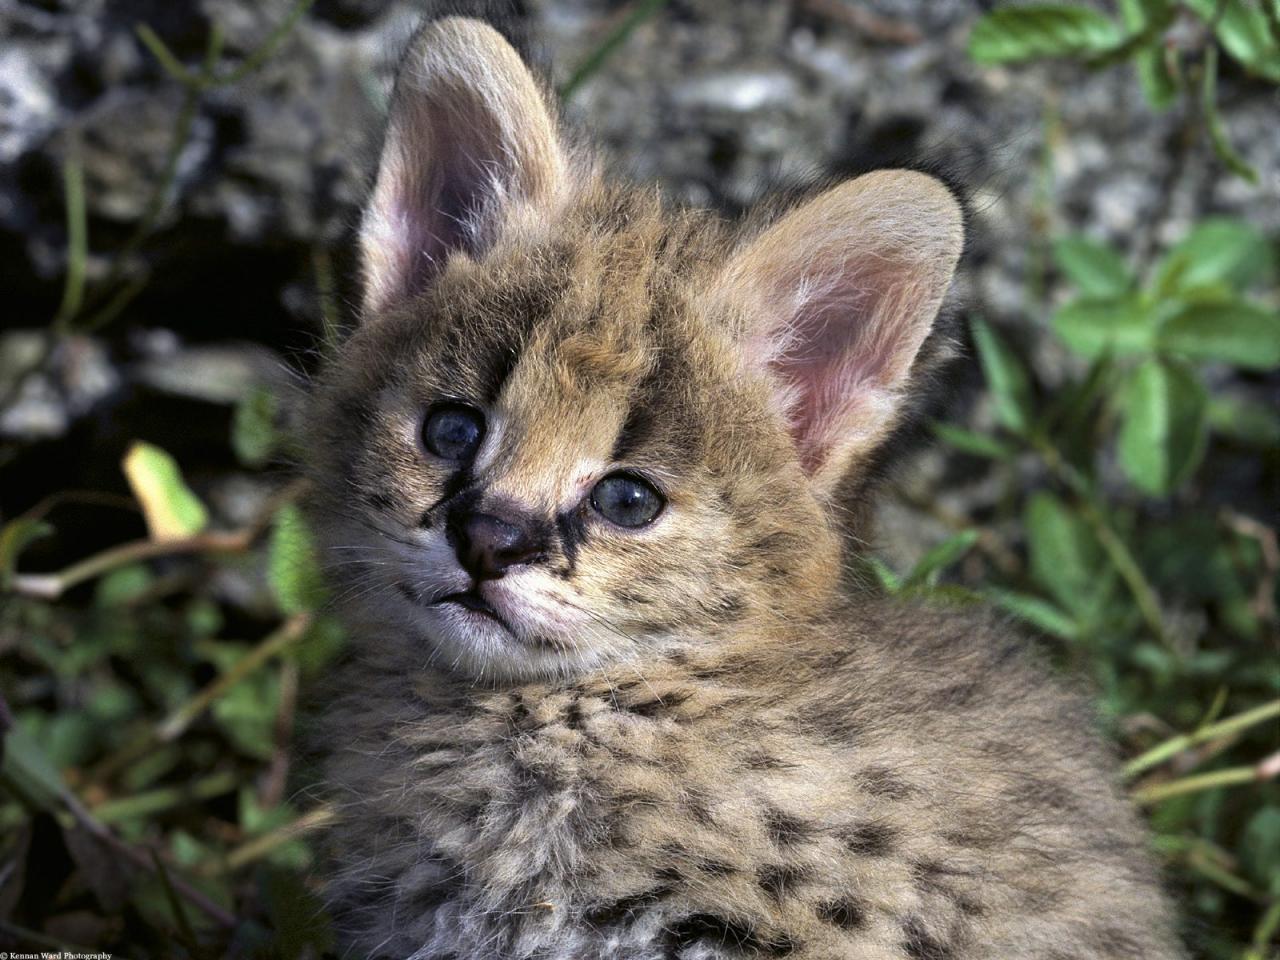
[359,17,569,316]
[715,170,964,495]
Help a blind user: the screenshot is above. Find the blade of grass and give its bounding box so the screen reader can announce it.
[560,0,670,99]
[51,136,88,333]
[1124,699,1280,777]
[1133,751,1280,804]
[1247,899,1280,959]
[92,770,241,824]
[1028,430,1172,645]
[151,848,205,958]
[91,612,312,784]
[211,0,316,87]
[200,803,336,877]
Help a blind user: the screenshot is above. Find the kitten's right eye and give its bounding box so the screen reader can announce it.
[422,403,485,461]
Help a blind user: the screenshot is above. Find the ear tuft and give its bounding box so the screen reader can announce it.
[360,17,569,316]
[717,170,964,494]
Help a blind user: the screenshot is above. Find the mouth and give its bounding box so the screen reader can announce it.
[432,589,512,630]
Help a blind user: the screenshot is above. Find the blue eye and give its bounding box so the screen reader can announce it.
[422,403,485,461]
[590,472,665,528]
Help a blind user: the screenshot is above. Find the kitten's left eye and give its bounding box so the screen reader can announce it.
[591,472,664,528]
[422,403,485,461]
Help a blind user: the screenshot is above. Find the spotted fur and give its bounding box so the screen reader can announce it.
[305,15,1185,960]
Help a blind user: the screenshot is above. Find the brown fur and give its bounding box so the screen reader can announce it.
[304,16,1185,960]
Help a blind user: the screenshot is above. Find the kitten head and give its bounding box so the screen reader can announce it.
[306,17,963,682]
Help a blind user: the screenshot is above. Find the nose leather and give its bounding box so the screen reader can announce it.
[448,510,542,580]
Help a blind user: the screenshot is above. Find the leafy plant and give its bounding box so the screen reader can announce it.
[969,0,1280,180]
[919,216,1280,955]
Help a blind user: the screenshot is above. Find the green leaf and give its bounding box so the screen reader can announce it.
[1208,393,1280,447]
[231,386,280,468]
[0,518,53,583]
[94,563,155,608]
[1159,300,1280,370]
[122,441,209,542]
[1053,294,1156,358]
[1152,217,1270,294]
[1133,45,1179,109]
[1052,236,1133,297]
[1024,491,1107,617]
[1203,0,1280,80]
[1242,806,1280,895]
[987,588,1080,640]
[972,318,1034,434]
[931,422,1017,460]
[1200,44,1259,183]
[969,5,1126,64]
[268,504,327,615]
[212,666,279,760]
[903,530,980,588]
[1117,357,1208,495]
[0,725,64,812]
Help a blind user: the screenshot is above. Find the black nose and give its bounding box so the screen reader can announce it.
[447,511,543,580]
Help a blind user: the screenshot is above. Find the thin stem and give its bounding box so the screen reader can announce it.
[8,529,254,600]
[211,0,316,87]
[560,0,669,99]
[1125,699,1280,777]
[1029,431,1171,644]
[92,770,241,824]
[6,478,304,600]
[51,137,88,333]
[91,613,312,784]
[156,613,312,742]
[1132,752,1279,805]
[201,803,335,876]
[1249,899,1280,958]
[135,24,202,87]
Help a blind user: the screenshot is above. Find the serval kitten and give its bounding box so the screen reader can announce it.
[305,15,1186,960]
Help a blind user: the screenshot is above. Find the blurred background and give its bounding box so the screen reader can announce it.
[1,0,1277,956]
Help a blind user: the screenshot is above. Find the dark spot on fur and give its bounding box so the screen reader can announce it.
[684,788,716,826]
[1008,776,1079,813]
[758,864,806,902]
[697,857,737,878]
[614,588,653,605]
[744,750,796,771]
[941,824,1003,850]
[619,690,692,719]
[1088,926,1148,958]
[817,898,867,931]
[563,697,584,732]
[902,917,953,960]
[584,884,673,926]
[668,914,796,957]
[764,808,817,846]
[842,820,897,857]
[911,860,985,917]
[858,765,913,799]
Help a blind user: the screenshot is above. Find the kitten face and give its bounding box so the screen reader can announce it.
[309,205,838,681]
[306,17,962,683]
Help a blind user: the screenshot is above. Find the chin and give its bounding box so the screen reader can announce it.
[410,600,605,684]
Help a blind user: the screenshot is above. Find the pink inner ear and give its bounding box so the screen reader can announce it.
[760,252,922,476]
